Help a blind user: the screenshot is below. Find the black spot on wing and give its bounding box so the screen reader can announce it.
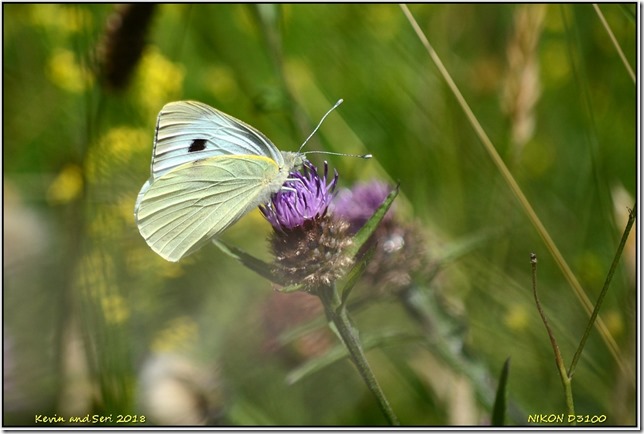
[189,139,207,153]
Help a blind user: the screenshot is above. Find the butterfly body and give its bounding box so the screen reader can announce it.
[135,100,304,262]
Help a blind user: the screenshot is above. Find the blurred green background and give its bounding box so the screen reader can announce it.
[3,4,637,426]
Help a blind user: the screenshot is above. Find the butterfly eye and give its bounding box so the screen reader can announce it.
[189,139,207,152]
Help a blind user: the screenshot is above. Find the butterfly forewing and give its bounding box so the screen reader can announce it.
[151,101,284,179]
[136,154,286,262]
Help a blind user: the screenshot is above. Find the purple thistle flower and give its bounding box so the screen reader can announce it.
[260,161,338,231]
[331,180,395,233]
[261,161,352,289]
[332,180,431,295]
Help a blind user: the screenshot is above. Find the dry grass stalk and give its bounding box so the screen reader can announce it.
[502,4,547,159]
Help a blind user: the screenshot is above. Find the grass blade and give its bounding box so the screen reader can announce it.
[492,357,511,426]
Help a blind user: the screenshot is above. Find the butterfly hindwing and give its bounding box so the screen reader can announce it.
[150,101,285,179]
[136,154,285,262]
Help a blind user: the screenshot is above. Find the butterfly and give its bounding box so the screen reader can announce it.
[134,100,354,262]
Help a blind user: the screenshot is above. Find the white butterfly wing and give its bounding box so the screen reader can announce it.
[150,101,285,179]
[135,155,286,262]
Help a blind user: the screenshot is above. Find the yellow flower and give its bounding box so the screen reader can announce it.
[151,317,198,353]
[135,47,185,117]
[29,4,93,34]
[47,164,83,204]
[504,304,530,331]
[47,49,94,93]
[85,127,149,183]
[101,294,130,325]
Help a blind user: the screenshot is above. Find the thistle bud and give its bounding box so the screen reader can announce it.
[332,181,429,294]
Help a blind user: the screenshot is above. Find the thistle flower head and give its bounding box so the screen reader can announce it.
[331,180,395,233]
[261,161,352,290]
[333,180,428,294]
[260,161,338,232]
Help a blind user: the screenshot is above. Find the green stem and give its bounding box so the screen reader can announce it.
[316,284,400,426]
[569,204,636,378]
[531,253,575,423]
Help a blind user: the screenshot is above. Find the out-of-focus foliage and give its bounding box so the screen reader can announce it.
[3,4,636,426]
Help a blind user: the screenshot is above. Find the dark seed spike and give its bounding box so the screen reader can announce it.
[96,4,157,91]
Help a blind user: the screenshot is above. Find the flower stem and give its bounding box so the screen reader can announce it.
[316,284,400,425]
[531,253,575,422]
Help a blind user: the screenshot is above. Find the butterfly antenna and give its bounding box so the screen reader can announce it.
[305,150,372,159]
[297,99,344,153]
[297,99,372,159]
